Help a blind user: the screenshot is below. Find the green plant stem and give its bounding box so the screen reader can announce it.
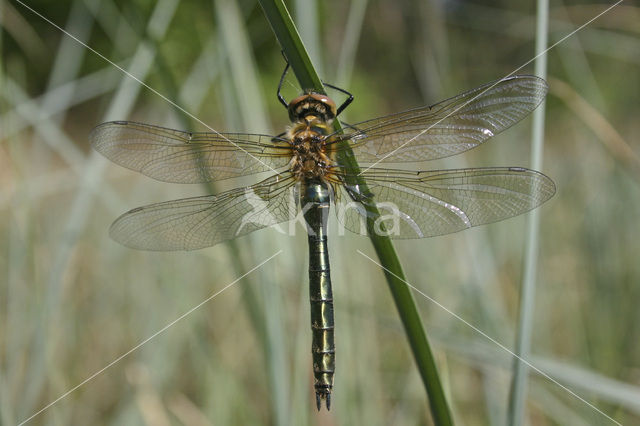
[258,0,453,423]
[508,0,549,424]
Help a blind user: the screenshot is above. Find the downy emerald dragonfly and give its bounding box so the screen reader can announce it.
[91,63,554,410]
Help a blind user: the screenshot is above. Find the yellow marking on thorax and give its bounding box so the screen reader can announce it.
[288,117,336,180]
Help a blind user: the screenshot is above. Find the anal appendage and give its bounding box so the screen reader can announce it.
[316,389,331,410]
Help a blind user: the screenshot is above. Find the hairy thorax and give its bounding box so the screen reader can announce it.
[288,116,336,180]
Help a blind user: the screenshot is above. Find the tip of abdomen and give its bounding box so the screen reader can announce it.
[315,389,332,410]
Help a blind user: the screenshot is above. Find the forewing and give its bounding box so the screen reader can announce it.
[335,167,555,238]
[332,76,547,163]
[110,174,297,251]
[91,121,291,183]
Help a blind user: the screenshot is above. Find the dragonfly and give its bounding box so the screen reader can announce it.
[91,63,555,410]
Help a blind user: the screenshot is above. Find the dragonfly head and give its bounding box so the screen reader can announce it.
[288,92,337,123]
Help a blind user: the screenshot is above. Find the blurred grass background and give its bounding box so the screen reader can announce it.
[1,0,639,424]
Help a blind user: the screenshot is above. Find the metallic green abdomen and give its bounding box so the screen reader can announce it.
[301,179,335,410]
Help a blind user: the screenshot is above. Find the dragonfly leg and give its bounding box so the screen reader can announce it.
[322,82,354,116]
[279,51,353,116]
[271,131,287,143]
[335,120,360,132]
[277,59,290,109]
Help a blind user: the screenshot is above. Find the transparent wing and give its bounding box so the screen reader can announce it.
[335,167,555,238]
[110,174,297,251]
[91,121,292,183]
[330,76,547,163]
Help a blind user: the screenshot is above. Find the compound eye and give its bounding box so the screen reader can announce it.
[310,93,337,112]
[288,94,310,108]
[309,93,336,118]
